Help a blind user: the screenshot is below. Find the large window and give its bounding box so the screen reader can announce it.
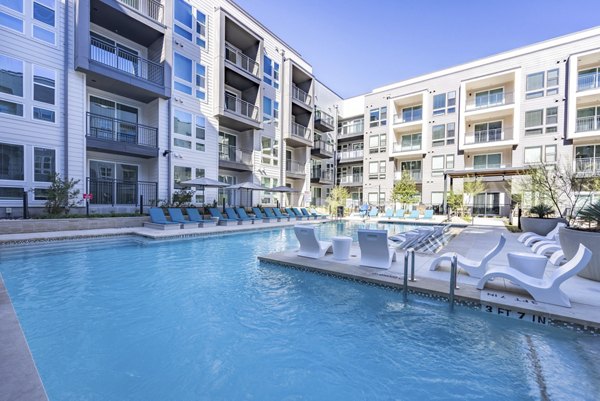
[432,123,455,146]
[0,53,23,117]
[174,53,192,94]
[401,105,422,123]
[368,161,386,179]
[576,106,600,132]
[524,145,556,166]
[369,106,387,127]
[0,0,23,33]
[261,136,278,166]
[175,0,206,48]
[431,155,454,176]
[261,177,279,205]
[195,62,206,100]
[33,0,55,44]
[473,153,501,169]
[368,133,386,153]
[263,55,279,88]
[0,142,24,180]
[526,69,559,99]
[474,88,504,108]
[432,91,456,115]
[525,107,558,135]
[576,145,600,174]
[173,166,191,189]
[34,147,54,181]
[400,132,422,152]
[174,109,205,152]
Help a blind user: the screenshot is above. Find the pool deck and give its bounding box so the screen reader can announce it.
[259,225,600,331]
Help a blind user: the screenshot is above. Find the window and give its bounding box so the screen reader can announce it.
[34,147,54,181]
[546,69,559,95]
[473,121,502,143]
[432,124,455,147]
[446,155,455,170]
[369,106,387,127]
[33,106,54,122]
[195,115,205,140]
[174,138,191,149]
[174,0,192,39]
[473,153,501,169]
[0,0,23,13]
[196,10,207,48]
[0,99,23,116]
[526,72,544,99]
[433,93,445,116]
[194,168,205,203]
[431,155,453,176]
[263,55,279,88]
[263,96,272,121]
[173,166,191,189]
[174,109,192,136]
[447,91,456,113]
[0,54,23,97]
[525,107,558,135]
[32,0,55,44]
[545,145,557,164]
[0,143,24,180]
[261,137,278,166]
[401,105,422,123]
[474,88,504,108]
[195,143,205,152]
[368,133,386,153]
[273,101,279,124]
[575,145,600,173]
[33,65,55,104]
[524,146,542,165]
[0,0,23,32]
[195,62,206,100]
[400,133,421,151]
[0,187,23,199]
[261,177,278,205]
[399,160,421,182]
[368,161,380,179]
[578,67,600,91]
[174,53,192,94]
[576,107,600,132]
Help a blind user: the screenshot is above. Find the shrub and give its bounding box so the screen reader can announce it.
[45,173,81,215]
[529,203,554,218]
[578,201,600,228]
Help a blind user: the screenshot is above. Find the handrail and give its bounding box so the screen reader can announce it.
[575,157,600,174]
[393,111,422,124]
[339,174,362,184]
[286,160,306,174]
[224,43,260,78]
[403,251,410,302]
[117,0,164,23]
[394,170,422,181]
[292,85,311,105]
[313,139,334,154]
[218,143,252,165]
[291,122,311,140]
[311,168,333,181]
[89,36,164,85]
[449,253,459,311]
[86,112,158,147]
[338,121,364,137]
[86,177,158,206]
[393,142,422,153]
[575,115,600,132]
[577,71,600,92]
[224,93,260,122]
[315,109,334,127]
[339,149,363,160]
[466,91,514,110]
[464,127,510,144]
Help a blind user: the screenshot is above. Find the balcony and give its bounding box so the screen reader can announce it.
[311,168,334,184]
[314,109,335,132]
[89,0,165,43]
[225,43,260,79]
[286,122,312,147]
[292,85,311,107]
[575,157,600,175]
[338,149,363,163]
[465,91,514,111]
[117,0,164,24]
[338,121,364,140]
[393,111,422,125]
[218,144,253,171]
[339,174,363,186]
[392,142,422,154]
[577,71,600,92]
[311,140,334,159]
[464,127,512,145]
[394,170,422,182]
[576,116,600,132]
[286,160,306,179]
[222,93,260,129]
[86,112,158,158]
[87,178,158,206]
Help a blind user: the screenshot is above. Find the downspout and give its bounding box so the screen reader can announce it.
[63,0,70,177]
[278,49,286,206]
[167,98,172,203]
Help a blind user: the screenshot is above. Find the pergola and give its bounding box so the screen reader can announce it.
[441,166,531,214]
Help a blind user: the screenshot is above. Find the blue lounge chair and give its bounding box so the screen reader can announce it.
[310,208,327,219]
[368,208,379,218]
[408,210,419,219]
[253,207,276,223]
[385,208,393,219]
[167,208,200,229]
[186,208,217,227]
[286,208,303,220]
[225,207,251,225]
[273,207,292,221]
[145,207,181,230]
[423,209,434,220]
[209,208,238,226]
[292,208,308,220]
[300,208,317,220]
[236,207,260,224]
[395,209,405,218]
[264,207,283,222]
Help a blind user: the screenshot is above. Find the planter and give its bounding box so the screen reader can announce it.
[520,217,568,236]
[559,227,600,282]
[0,216,149,234]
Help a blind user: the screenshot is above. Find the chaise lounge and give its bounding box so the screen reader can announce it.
[167,208,201,229]
[209,208,238,226]
[144,207,182,230]
[294,225,332,259]
[358,229,397,269]
[186,208,217,227]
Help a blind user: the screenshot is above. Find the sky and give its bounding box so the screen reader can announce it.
[234,0,600,98]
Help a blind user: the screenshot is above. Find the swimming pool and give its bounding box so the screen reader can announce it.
[1,222,598,400]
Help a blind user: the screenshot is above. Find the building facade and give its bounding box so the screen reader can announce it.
[1,1,600,217]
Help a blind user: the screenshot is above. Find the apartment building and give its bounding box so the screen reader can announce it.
[0,0,341,216]
[337,27,600,216]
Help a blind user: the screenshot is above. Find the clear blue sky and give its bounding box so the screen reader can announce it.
[234,0,600,98]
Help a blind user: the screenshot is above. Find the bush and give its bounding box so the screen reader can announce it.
[529,203,554,218]
[45,173,81,215]
[578,201,600,228]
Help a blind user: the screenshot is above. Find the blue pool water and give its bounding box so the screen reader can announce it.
[0,222,599,400]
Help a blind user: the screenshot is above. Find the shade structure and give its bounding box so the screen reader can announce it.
[226,181,269,206]
[180,177,230,188]
[269,186,300,193]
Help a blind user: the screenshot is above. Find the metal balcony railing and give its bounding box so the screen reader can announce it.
[286,160,306,174]
[89,36,164,86]
[575,157,600,175]
[575,115,600,132]
[394,170,422,182]
[86,112,158,147]
[315,109,334,127]
[224,43,260,78]
[464,127,511,144]
[87,178,158,206]
[337,121,364,137]
[291,122,311,141]
[292,85,311,105]
[466,91,514,111]
[224,93,260,122]
[577,71,600,92]
[311,168,334,181]
[338,149,363,160]
[393,142,422,153]
[218,144,253,165]
[393,111,422,124]
[339,174,363,185]
[117,0,164,23]
[313,140,334,154]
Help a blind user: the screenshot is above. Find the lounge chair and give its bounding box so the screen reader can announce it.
[310,208,327,219]
[358,229,397,269]
[272,208,290,221]
[208,208,238,226]
[408,210,419,219]
[294,225,332,259]
[518,222,566,245]
[167,208,200,229]
[300,208,317,220]
[368,208,379,218]
[264,207,283,222]
[144,207,181,230]
[293,208,309,220]
[252,207,276,223]
[423,210,434,220]
[390,227,435,250]
[395,209,405,218]
[224,207,248,225]
[429,234,506,278]
[236,207,261,224]
[531,235,560,253]
[186,208,217,227]
[286,208,303,220]
[385,208,393,219]
[476,244,592,307]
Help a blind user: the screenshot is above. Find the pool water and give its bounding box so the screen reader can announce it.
[0,222,599,401]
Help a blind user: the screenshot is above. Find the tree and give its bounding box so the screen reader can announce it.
[45,173,81,215]
[326,186,349,216]
[446,191,464,215]
[463,176,485,213]
[390,172,419,209]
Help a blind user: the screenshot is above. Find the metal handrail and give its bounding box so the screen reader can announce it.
[394,170,422,182]
[86,177,158,206]
[577,71,600,92]
[393,142,422,153]
[86,112,158,147]
[89,36,164,85]
[218,143,252,165]
[575,115,600,132]
[292,85,311,105]
[286,160,306,174]
[338,149,364,160]
[313,139,334,154]
[393,111,422,124]
[464,127,510,144]
[117,0,164,23]
[575,157,600,174]
[224,93,260,122]
[311,168,334,181]
[224,43,260,78]
[291,122,311,140]
[449,253,459,311]
[338,121,364,137]
[315,109,334,127]
[466,91,514,110]
[339,174,363,184]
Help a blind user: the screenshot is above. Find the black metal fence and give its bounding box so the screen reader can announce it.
[87,178,158,206]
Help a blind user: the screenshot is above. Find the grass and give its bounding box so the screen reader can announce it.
[504,222,522,233]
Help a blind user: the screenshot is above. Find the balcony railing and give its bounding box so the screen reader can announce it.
[224,93,260,122]
[576,116,600,132]
[87,178,157,206]
[313,140,334,154]
[394,170,422,182]
[291,122,311,141]
[117,0,164,24]
[340,174,362,185]
[575,157,600,175]
[218,144,252,165]
[87,112,158,147]
[577,71,600,92]
[90,36,164,86]
[292,85,311,105]
[338,149,363,160]
[311,168,334,181]
[338,121,364,138]
[466,91,514,111]
[393,142,422,153]
[393,112,422,124]
[224,43,260,78]
[464,127,511,145]
[315,109,334,127]
[286,160,306,175]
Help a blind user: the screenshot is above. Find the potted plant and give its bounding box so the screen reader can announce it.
[559,201,600,281]
[520,203,567,236]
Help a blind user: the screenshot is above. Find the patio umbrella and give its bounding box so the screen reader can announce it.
[181,177,230,207]
[227,181,270,207]
[269,186,300,208]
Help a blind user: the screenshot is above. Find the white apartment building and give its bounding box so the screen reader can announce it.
[1,1,600,218]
